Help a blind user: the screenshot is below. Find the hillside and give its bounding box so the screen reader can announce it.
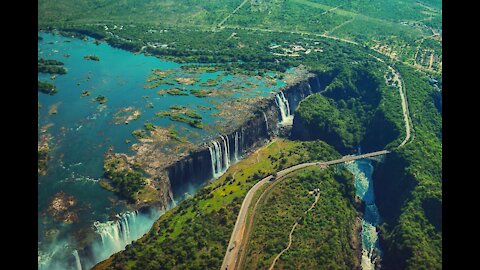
[372,64,442,269]
[38,1,442,269]
[39,0,442,74]
[292,63,404,154]
[93,139,342,269]
[242,166,360,269]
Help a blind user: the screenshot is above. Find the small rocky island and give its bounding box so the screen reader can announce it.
[84,55,100,61]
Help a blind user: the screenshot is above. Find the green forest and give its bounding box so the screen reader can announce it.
[243,166,359,269]
[38,0,442,269]
[292,63,404,153]
[93,139,342,270]
[372,63,442,269]
[38,0,442,73]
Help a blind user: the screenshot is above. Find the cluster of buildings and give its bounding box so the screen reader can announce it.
[269,42,323,57]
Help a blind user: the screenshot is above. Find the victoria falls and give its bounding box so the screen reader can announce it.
[38,1,442,269]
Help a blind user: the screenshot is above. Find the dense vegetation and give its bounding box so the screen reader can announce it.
[38,20,398,76]
[291,60,441,268]
[38,58,67,74]
[293,93,358,152]
[155,106,205,129]
[38,58,64,66]
[102,156,146,202]
[169,114,203,129]
[132,129,148,140]
[372,63,442,269]
[243,166,359,269]
[94,95,107,104]
[292,63,404,153]
[93,139,341,270]
[38,1,441,268]
[38,65,67,74]
[84,54,100,61]
[38,80,58,95]
[38,0,441,73]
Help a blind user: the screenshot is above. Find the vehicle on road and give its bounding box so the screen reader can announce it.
[228,241,236,252]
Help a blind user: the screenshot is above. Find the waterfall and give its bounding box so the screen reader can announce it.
[92,209,161,263]
[72,250,82,270]
[275,93,286,120]
[307,82,313,94]
[169,190,178,207]
[212,140,223,176]
[225,135,231,168]
[208,146,219,179]
[241,128,244,154]
[280,91,291,115]
[209,134,241,179]
[315,76,321,91]
[263,111,269,133]
[220,135,230,169]
[210,136,232,178]
[275,91,293,125]
[234,131,239,162]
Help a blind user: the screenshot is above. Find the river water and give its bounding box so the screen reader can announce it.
[38,31,286,269]
[345,159,382,270]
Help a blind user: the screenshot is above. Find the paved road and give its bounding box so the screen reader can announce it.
[220,150,389,270]
[387,66,412,146]
[220,175,273,270]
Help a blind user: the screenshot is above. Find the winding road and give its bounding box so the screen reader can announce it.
[221,61,413,270]
[388,65,413,147]
[220,58,413,270]
[218,4,414,266]
[220,150,389,270]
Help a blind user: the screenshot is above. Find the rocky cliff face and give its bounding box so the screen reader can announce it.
[166,73,329,202]
[166,149,213,198]
[371,153,416,270]
[166,97,278,200]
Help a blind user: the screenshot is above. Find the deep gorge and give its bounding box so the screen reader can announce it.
[81,66,403,270]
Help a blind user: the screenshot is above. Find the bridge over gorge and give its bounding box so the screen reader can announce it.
[220,149,390,270]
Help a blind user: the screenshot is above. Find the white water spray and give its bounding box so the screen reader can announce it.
[210,139,226,178]
[212,140,223,177]
[209,133,243,179]
[208,146,219,179]
[263,111,269,132]
[72,250,82,270]
[275,91,293,125]
[92,209,161,263]
[241,128,244,153]
[223,135,230,168]
[307,82,312,94]
[234,132,239,162]
[315,76,321,90]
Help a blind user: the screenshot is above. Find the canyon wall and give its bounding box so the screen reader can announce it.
[166,73,327,200]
